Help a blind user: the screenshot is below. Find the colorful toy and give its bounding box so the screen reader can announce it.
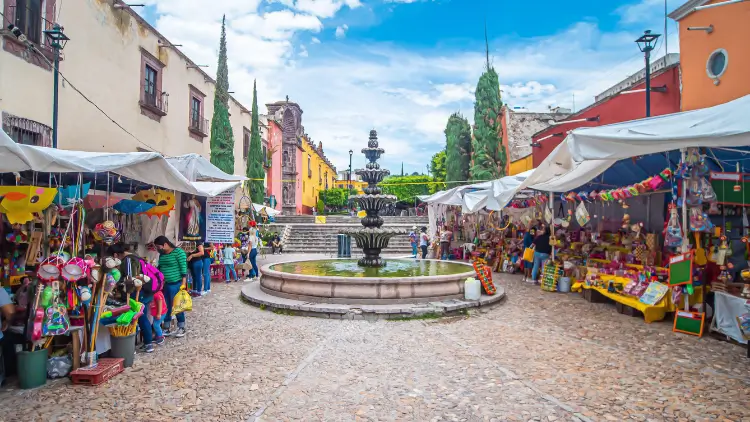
[131,189,176,218]
[0,185,58,224]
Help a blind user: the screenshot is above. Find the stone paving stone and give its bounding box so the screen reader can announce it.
[0,254,747,421]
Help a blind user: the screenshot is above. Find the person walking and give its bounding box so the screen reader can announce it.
[531,226,552,284]
[153,236,188,338]
[248,229,260,281]
[419,227,430,259]
[522,227,537,282]
[223,243,238,283]
[409,226,418,258]
[187,243,206,297]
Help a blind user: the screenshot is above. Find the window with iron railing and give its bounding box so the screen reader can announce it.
[140,65,168,115]
[188,97,208,135]
[12,0,43,45]
[307,156,312,178]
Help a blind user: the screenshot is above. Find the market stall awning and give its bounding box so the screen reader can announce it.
[505,94,750,204]
[0,129,202,195]
[462,170,534,212]
[253,203,280,216]
[166,154,247,182]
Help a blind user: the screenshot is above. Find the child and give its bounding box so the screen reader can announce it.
[151,290,167,345]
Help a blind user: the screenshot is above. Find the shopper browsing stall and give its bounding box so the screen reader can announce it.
[531,226,552,283]
[522,227,537,282]
[153,236,188,338]
[187,243,208,297]
[222,244,238,283]
[247,230,260,281]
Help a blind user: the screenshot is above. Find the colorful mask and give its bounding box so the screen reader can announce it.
[0,186,58,224]
[131,189,176,217]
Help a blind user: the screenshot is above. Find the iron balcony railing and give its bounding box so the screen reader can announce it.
[190,115,209,134]
[140,83,169,115]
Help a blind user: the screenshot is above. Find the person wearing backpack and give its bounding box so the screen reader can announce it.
[153,236,188,338]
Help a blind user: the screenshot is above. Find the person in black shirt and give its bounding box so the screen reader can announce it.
[531,226,552,283]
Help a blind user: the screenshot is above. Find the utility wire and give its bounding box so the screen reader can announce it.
[0,10,164,155]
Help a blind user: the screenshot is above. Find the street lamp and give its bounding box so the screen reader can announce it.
[635,30,661,118]
[43,24,70,149]
[348,149,353,190]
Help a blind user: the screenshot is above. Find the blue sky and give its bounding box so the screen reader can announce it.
[141,0,683,175]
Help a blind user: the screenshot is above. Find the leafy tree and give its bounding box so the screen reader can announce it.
[209,16,235,175]
[316,199,325,214]
[411,171,420,176]
[380,175,433,205]
[445,112,472,187]
[246,80,265,203]
[320,188,350,208]
[471,60,506,181]
[430,150,446,193]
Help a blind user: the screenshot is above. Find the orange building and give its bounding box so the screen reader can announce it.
[670,0,750,110]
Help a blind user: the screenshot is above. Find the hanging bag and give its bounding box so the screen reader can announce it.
[523,244,535,262]
[171,285,193,315]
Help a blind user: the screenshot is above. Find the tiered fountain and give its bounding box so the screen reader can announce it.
[344,130,407,267]
[242,130,505,317]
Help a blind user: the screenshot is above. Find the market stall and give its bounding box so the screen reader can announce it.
[0,129,245,387]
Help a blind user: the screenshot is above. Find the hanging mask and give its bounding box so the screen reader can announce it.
[131,189,176,218]
[0,186,58,224]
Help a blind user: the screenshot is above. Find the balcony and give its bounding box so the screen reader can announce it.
[139,84,169,118]
[189,116,209,138]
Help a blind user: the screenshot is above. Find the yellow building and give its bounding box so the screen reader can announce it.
[509,155,533,176]
[333,180,367,194]
[299,138,337,213]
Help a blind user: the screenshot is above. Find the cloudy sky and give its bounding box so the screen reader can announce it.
[140,0,683,175]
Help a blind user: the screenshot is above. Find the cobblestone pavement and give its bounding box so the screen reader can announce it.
[2,254,749,422]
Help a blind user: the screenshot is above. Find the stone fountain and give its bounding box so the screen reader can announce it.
[240,129,505,317]
[344,129,407,267]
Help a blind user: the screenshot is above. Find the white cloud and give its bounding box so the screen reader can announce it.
[311,37,321,44]
[231,10,323,40]
[274,0,362,18]
[335,24,349,39]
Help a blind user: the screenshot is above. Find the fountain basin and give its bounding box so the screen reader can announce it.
[259,259,477,304]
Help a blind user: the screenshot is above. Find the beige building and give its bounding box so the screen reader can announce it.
[1,0,251,176]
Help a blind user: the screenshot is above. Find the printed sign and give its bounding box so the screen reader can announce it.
[205,191,235,244]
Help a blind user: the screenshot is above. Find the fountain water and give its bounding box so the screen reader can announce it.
[344,130,407,267]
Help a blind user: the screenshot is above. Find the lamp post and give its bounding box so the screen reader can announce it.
[635,30,661,118]
[43,24,70,149]
[348,149,353,190]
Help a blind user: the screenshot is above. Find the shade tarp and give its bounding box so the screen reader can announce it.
[191,181,242,197]
[503,94,750,206]
[166,153,247,182]
[0,129,201,195]
[461,170,535,213]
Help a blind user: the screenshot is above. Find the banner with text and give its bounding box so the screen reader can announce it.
[206,191,235,244]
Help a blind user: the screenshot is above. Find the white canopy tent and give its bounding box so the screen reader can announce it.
[0,129,247,197]
[425,170,534,213]
[501,94,750,205]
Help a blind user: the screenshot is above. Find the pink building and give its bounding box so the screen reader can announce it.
[264,119,283,211]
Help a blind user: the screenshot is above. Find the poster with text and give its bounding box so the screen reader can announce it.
[206,191,236,244]
[180,194,207,242]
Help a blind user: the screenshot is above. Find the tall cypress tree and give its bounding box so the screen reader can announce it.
[209,15,235,175]
[445,112,472,187]
[247,80,265,204]
[470,26,506,181]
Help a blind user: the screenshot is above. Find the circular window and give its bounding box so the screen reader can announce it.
[706,48,728,79]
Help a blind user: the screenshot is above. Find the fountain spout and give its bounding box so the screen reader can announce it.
[344,130,407,267]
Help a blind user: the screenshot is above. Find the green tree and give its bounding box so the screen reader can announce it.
[471,60,506,181]
[380,175,433,205]
[209,15,235,175]
[445,112,472,187]
[246,80,265,204]
[320,188,350,208]
[430,150,446,193]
